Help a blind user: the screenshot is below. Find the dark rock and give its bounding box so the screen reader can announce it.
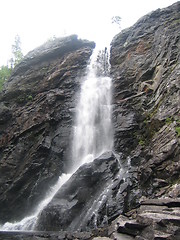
[0,103,12,124]
[111,0,180,215]
[35,151,139,232]
[0,35,95,223]
[140,198,180,207]
[36,151,121,231]
[0,231,92,240]
[108,1,180,239]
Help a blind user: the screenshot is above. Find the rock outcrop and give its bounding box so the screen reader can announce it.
[111,0,180,201]
[0,35,95,222]
[109,1,180,239]
[0,1,180,239]
[36,151,120,231]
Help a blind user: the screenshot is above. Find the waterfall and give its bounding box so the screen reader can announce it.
[0,45,113,231]
[0,173,72,230]
[71,47,113,171]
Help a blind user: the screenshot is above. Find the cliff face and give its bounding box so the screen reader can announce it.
[111,0,180,200]
[0,35,95,222]
[0,2,180,240]
[110,1,180,238]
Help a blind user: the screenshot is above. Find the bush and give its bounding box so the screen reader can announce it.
[0,65,12,91]
[175,127,180,137]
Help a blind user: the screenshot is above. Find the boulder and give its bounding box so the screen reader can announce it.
[36,151,120,231]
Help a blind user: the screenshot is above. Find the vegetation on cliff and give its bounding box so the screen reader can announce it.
[0,35,23,91]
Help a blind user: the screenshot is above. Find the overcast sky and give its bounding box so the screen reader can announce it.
[0,0,178,66]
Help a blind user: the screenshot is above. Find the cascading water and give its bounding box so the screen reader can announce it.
[0,173,72,230]
[0,44,113,231]
[71,47,113,171]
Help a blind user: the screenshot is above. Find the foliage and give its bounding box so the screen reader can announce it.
[165,117,180,137]
[0,35,23,91]
[111,16,121,28]
[175,127,180,137]
[0,65,12,91]
[96,48,110,76]
[139,139,145,146]
[165,117,174,125]
[11,35,23,67]
[175,119,180,137]
[27,95,33,101]
[45,35,57,43]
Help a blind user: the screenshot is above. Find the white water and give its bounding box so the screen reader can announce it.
[71,48,113,171]
[0,173,72,231]
[0,46,113,231]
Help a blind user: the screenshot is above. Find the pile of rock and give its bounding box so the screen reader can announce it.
[109,198,180,239]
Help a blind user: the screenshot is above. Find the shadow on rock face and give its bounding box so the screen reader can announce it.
[35,151,132,231]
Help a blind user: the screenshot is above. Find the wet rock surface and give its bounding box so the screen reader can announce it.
[112,0,180,199]
[0,35,95,223]
[0,2,180,240]
[36,151,124,231]
[35,150,140,233]
[0,231,93,240]
[109,1,180,239]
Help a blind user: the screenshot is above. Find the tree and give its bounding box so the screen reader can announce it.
[0,35,23,91]
[96,48,110,77]
[111,16,121,29]
[11,34,23,67]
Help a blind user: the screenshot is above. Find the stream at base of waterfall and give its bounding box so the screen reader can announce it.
[0,46,113,231]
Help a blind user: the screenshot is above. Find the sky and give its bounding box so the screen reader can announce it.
[0,0,178,66]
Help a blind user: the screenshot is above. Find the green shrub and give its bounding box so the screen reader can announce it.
[0,65,12,91]
[139,139,145,146]
[165,117,174,125]
[27,95,33,101]
[175,127,180,137]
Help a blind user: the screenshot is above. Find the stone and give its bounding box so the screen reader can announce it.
[112,233,134,240]
[166,184,180,198]
[36,151,120,231]
[92,238,111,240]
[0,231,92,240]
[116,218,146,236]
[140,198,180,207]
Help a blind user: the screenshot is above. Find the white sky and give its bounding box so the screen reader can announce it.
[0,0,178,65]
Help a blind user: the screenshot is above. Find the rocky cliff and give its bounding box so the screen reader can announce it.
[110,1,180,238]
[0,35,95,222]
[0,1,180,240]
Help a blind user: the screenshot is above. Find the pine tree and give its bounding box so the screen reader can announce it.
[11,35,23,67]
[0,35,23,91]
